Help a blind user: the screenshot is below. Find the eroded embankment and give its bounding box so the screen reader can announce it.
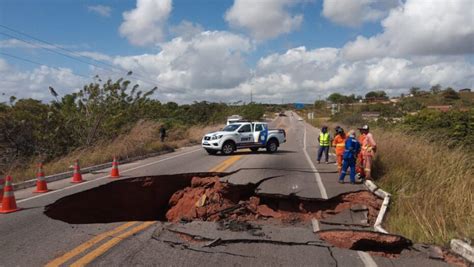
[44,174,380,225]
[165,176,381,225]
[43,174,469,265]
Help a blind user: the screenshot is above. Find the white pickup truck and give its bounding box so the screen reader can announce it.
[202,122,286,155]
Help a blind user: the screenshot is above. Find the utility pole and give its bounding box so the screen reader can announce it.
[250,89,253,103]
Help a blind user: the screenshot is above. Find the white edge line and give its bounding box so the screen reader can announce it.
[303,123,328,199]
[17,148,202,204]
[357,251,378,267]
[303,120,377,266]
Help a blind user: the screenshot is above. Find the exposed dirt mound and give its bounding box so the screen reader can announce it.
[166,176,256,222]
[165,176,381,224]
[318,229,412,258]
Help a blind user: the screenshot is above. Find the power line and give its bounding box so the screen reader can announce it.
[0,31,165,88]
[0,51,91,79]
[0,24,184,92]
[0,31,127,79]
[0,24,124,72]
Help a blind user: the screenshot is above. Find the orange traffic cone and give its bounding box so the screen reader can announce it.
[71,160,84,183]
[0,177,5,204]
[110,157,120,178]
[0,175,21,214]
[33,163,49,193]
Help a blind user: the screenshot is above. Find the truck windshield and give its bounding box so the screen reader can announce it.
[222,124,241,132]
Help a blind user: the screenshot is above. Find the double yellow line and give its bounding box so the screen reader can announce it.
[209,155,241,172]
[46,155,241,267]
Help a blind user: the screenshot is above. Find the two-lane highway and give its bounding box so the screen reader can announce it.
[0,112,453,266]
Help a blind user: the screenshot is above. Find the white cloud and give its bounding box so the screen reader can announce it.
[234,46,474,102]
[87,5,112,17]
[119,0,172,46]
[225,0,303,41]
[0,60,86,102]
[343,0,474,59]
[169,21,204,40]
[112,30,253,102]
[322,0,400,27]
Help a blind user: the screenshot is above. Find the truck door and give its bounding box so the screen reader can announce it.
[238,124,254,145]
[254,123,268,145]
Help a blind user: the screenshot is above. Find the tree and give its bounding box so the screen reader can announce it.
[442,88,460,100]
[327,93,345,103]
[430,84,442,94]
[314,100,326,109]
[365,91,388,100]
[410,87,420,96]
[241,103,264,121]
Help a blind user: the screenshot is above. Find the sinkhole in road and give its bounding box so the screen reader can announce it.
[318,229,412,258]
[43,173,412,257]
[44,173,381,225]
[43,174,469,264]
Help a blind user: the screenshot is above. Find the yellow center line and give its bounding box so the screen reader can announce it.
[209,155,241,172]
[49,155,242,266]
[70,222,156,267]
[45,221,138,267]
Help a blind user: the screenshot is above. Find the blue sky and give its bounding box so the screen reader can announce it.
[1,0,379,67]
[0,0,472,103]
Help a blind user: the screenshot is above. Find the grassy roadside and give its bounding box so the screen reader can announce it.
[372,129,473,245]
[8,120,220,183]
[304,113,473,246]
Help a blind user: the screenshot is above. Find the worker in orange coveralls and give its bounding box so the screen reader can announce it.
[332,127,346,174]
[356,127,367,179]
[359,125,377,180]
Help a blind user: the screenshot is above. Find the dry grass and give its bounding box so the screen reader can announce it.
[9,121,222,183]
[372,129,474,245]
[305,115,474,245]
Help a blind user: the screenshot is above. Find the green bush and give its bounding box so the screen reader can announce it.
[0,77,267,173]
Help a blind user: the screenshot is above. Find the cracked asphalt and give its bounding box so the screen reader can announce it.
[0,112,457,266]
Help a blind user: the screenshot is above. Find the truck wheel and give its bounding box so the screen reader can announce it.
[266,139,278,153]
[205,149,218,155]
[250,147,259,152]
[221,141,235,155]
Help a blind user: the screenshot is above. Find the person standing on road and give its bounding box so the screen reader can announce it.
[159,125,167,142]
[332,127,346,174]
[338,130,361,184]
[360,125,376,180]
[356,127,367,179]
[317,126,331,164]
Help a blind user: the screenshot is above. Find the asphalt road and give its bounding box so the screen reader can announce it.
[0,112,452,266]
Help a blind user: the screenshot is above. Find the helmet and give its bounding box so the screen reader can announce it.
[336,127,344,134]
[358,125,369,131]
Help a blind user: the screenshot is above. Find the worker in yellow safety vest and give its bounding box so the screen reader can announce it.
[359,125,376,180]
[317,126,331,164]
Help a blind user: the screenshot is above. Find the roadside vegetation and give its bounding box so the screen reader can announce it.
[304,86,474,246]
[0,77,267,182]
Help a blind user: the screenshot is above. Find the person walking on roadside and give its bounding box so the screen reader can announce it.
[356,127,367,179]
[159,125,167,142]
[359,125,377,180]
[317,126,331,164]
[338,130,361,184]
[332,127,346,174]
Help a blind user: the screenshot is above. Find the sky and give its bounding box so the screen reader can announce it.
[0,0,473,104]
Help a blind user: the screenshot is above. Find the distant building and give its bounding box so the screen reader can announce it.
[361,112,381,121]
[459,88,471,93]
[427,105,452,112]
[389,98,400,103]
